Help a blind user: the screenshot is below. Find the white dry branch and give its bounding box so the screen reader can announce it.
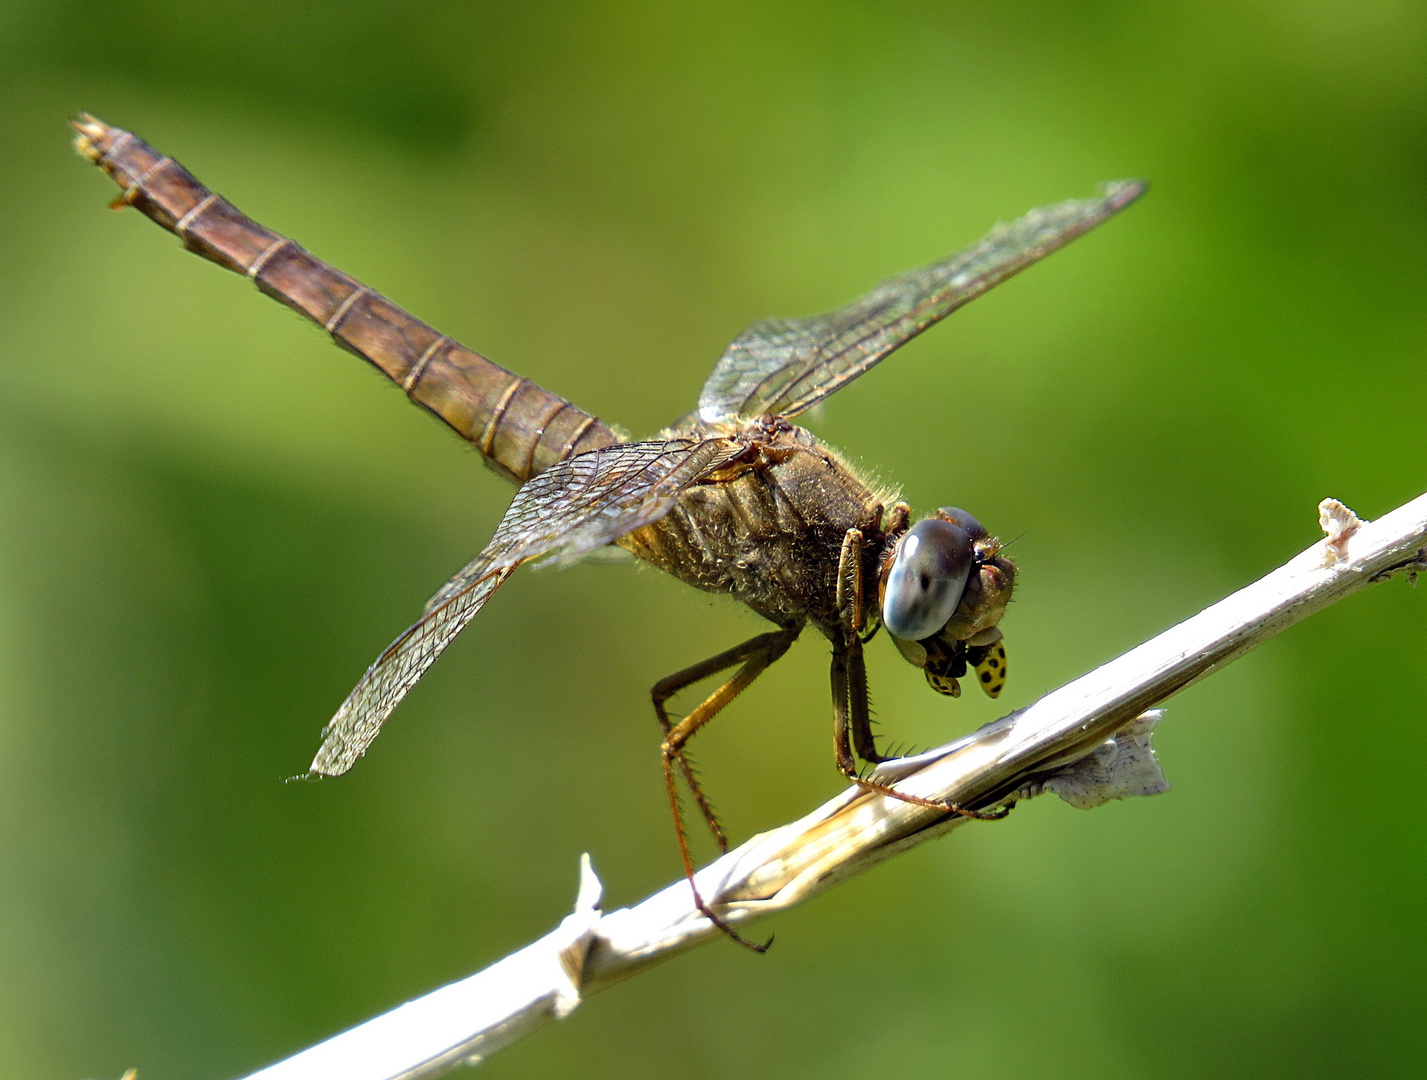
[239,492,1427,1080]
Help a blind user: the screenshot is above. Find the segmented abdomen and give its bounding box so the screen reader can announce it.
[73,115,618,483]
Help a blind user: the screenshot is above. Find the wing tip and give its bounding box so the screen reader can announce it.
[306,747,358,778]
[306,724,363,778]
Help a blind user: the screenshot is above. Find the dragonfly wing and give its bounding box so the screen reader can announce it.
[309,437,744,776]
[698,180,1146,423]
[308,561,516,777]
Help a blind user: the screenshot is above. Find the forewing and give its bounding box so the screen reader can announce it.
[698,180,1146,423]
[308,438,741,776]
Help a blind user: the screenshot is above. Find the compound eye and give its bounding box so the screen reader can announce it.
[881,518,975,640]
[935,507,987,541]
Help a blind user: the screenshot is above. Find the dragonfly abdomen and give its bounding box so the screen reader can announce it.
[73,115,618,483]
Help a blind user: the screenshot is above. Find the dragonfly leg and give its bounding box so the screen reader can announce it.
[836,527,866,634]
[885,501,911,536]
[651,628,797,850]
[832,632,1009,821]
[653,625,800,952]
[836,528,888,763]
[844,630,889,765]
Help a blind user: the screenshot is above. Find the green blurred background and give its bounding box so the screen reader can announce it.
[1,1,1424,1077]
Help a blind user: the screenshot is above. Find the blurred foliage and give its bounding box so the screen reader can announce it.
[0,1,1425,1077]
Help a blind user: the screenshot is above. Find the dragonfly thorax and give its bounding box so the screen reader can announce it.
[621,424,891,630]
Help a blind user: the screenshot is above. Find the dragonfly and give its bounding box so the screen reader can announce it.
[74,114,1144,949]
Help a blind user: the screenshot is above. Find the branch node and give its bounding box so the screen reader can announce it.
[550,855,603,1019]
[1319,497,1364,564]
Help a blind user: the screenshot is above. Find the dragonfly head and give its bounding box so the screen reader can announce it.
[879,507,1015,699]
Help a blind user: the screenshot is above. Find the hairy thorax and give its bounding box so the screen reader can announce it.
[618,422,894,633]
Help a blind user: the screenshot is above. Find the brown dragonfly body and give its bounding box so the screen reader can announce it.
[75,115,1141,948]
[628,420,885,629]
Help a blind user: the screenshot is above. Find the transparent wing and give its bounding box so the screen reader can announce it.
[308,437,743,776]
[698,181,1146,423]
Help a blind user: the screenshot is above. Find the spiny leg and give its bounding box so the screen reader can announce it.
[831,632,1008,821]
[652,629,796,851]
[855,504,907,647]
[653,626,800,951]
[836,527,886,763]
[845,632,889,765]
[836,527,866,634]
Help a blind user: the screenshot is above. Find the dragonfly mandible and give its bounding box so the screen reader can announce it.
[74,114,1144,949]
